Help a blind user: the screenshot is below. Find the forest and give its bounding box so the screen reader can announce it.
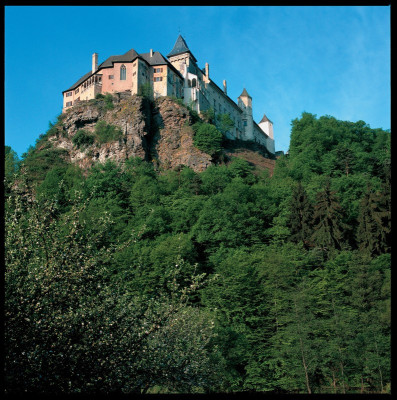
[4,108,391,394]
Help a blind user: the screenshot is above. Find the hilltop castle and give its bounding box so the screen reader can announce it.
[62,35,275,154]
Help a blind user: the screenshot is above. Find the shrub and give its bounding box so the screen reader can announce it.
[193,122,223,156]
[95,93,105,99]
[138,82,153,100]
[104,93,114,110]
[200,108,215,124]
[94,121,123,144]
[72,129,95,149]
[169,95,185,108]
[21,148,69,184]
[216,113,234,135]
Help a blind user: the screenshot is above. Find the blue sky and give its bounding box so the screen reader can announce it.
[5,6,390,157]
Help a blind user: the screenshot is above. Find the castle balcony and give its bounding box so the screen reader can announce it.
[81,75,103,96]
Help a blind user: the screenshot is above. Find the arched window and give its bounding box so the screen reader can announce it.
[188,79,192,88]
[192,78,197,87]
[120,65,126,80]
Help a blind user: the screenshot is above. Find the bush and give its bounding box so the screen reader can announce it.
[200,108,215,124]
[72,129,95,149]
[94,121,123,144]
[193,122,223,156]
[216,113,234,135]
[104,93,114,110]
[21,148,69,184]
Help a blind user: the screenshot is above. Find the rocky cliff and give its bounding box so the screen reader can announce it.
[43,94,273,174]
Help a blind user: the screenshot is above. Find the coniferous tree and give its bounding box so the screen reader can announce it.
[288,182,313,247]
[356,186,391,255]
[311,179,350,251]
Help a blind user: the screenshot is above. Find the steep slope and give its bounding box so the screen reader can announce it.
[35,94,272,175]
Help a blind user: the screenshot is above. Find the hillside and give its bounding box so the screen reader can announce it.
[5,109,390,395]
[28,94,273,179]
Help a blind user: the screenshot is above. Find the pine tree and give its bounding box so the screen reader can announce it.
[288,182,313,247]
[311,179,350,251]
[356,185,391,255]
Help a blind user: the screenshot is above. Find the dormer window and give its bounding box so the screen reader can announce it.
[120,65,126,80]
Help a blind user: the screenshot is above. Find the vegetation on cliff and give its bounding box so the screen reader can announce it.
[5,107,390,394]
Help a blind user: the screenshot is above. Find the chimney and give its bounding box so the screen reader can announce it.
[205,62,209,79]
[150,49,153,57]
[92,53,98,73]
[223,80,227,95]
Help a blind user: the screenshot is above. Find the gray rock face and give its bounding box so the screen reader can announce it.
[152,97,212,172]
[49,95,212,172]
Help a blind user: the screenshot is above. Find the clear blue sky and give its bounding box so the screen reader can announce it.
[5,6,390,157]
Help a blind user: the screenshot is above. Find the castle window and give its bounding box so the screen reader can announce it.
[133,71,136,76]
[243,120,247,127]
[188,79,192,87]
[66,92,72,97]
[154,68,163,73]
[109,75,114,79]
[192,78,197,87]
[75,88,79,94]
[66,101,72,107]
[120,65,126,80]
[154,77,163,82]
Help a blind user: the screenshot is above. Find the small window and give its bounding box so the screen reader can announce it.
[243,120,247,127]
[154,77,163,82]
[154,67,163,73]
[192,78,197,87]
[75,88,79,94]
[66,92,72,97]
[109,75,114,79]
[133,71,136,76]
[66,101,72,107]
[120,65,126,80]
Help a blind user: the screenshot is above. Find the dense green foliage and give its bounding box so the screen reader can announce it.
[72,129,95,149]
[94,121,123,144]
[192,122,223,156]
[5,112,390,394]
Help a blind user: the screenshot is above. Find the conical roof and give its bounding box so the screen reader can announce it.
[260,114,270,123]
[260,113,273,124]
[167,35,197,61]
[239,88,252,98]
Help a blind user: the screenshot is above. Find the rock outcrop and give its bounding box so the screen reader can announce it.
[49,95,151,170]
[48,95,212,173]
[45,94,273,174]
[151,97,212,172]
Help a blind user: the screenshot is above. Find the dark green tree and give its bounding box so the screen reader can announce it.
[356,186,391,255]
[288,182,313,247]
[311,179,350,251]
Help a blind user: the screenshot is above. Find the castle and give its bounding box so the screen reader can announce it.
[62,35,275,154]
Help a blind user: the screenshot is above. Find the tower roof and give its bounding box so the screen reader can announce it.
[260,113,273,124]
[239,88,252,99]
[260,114,269,123]
[167,35,197,61]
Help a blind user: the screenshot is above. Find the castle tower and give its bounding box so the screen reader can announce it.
[258,113,274,140]
[238,88,254,141]
[167,35,198,76]
[259,113,275,154]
